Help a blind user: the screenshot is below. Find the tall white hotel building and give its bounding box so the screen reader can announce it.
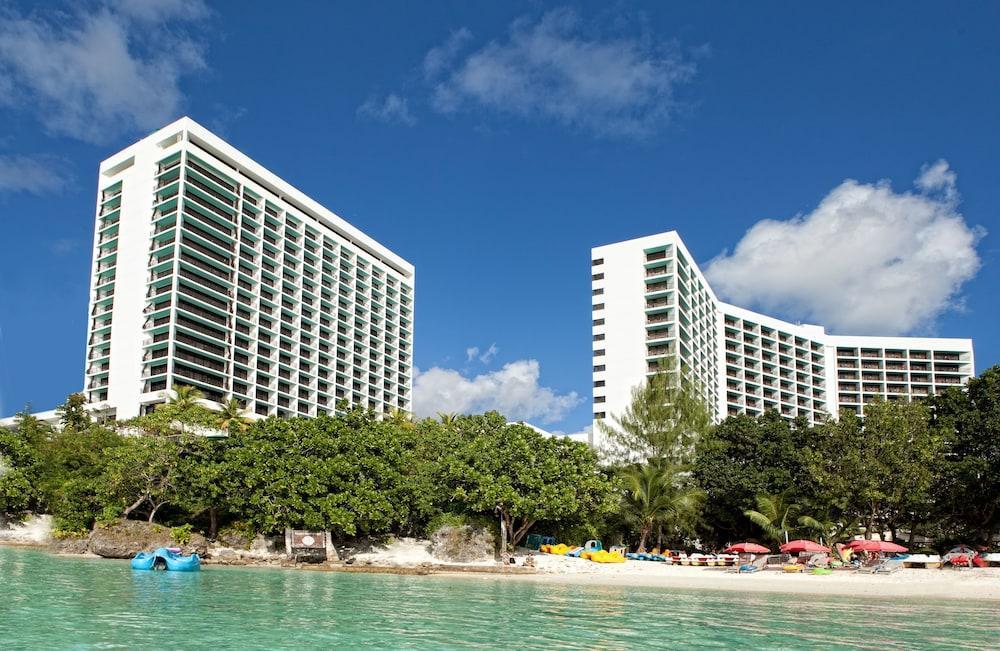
[591,232,974,445]
[85,118,414,420]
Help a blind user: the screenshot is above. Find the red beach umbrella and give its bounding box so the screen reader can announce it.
[846,540,908,553]
[724,543,771,554]
[780,540,830,554]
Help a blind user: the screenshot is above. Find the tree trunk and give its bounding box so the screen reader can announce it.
[148,502,163,524]
[907,519,917,547]
[209,507,218,540]
[123,495,147,518]
[638,523,651,552]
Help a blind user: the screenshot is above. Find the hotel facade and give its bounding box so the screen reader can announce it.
[591,232,974,444]
[84,118,414,420]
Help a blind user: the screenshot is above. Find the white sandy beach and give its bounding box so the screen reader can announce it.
[436,552,1000,601]
[346,538,1000,601]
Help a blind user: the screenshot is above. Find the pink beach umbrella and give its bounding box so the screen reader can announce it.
[723,543,771,554]
[780,540,830,554]
[846,540,908,553]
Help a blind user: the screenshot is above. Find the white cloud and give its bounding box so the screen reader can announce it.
[0,3,208,143]
[356,94,416,126]
[423,27,473,80]
[428,8,697,138]
[466,343,498,364]
[108,0,209,23]
[412,359,580,424]
[705,161,983,335]
[0,155,70,193]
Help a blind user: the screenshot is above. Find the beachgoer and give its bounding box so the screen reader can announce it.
[524,553,535,568]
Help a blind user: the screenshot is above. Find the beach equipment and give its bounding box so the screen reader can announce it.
[540,543,572,555]
[782,564,804,573]
[584,540,603,553]
[131,547,200,572]
[585,550,626,563]
[565,547,584,557]
[846,540,908,553]
[780,540,830,554]
[811,568,832,575]
[724,543,770,554]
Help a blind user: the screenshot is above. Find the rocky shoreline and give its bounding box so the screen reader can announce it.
[1,515,533,577]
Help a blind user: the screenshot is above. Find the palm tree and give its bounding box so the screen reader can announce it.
[798,513,861,547]
[437,412,459,426]
[218,397,249,432]
[744,491,803,544]
[622,459,705,551]
[167,384,204,412]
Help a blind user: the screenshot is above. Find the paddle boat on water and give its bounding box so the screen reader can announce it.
[131,547,201,572]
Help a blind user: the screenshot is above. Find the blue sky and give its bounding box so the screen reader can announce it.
[0,1,997,436]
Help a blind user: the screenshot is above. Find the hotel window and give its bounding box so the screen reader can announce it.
[594,396,605,403]
[593,333,605,341]
[592,303,604,311]
[594,380,605,387]
[592,288,604,296]
[594,411,606,419]
[593,364,605,372]
[592,258,603,266]
[593,349,605,357]
[593,318,605,326]
[592,273,604,281]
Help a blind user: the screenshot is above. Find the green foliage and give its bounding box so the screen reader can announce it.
[743,491,803,544]
[223,410,415,536]
[930,366,1000,545]
[55,393,91,432]
[100,435,182,524]
[0,415,44,518]
[693,412,808,546]
[620,458,704,550]
[803,399,939,538]
[37,422,123,531]
[597,359,713,464]
[445,413,618,549]
[171,523,194,545]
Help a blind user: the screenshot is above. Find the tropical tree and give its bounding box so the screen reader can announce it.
[598,358,712,465]
[447,413,618,549]
[803,400,939,539]
[621,459,704,551]
[101,436,181,523]
[693,412,808,546]
[56,393,91,431]
[744,491,803,544]
[930,365,1000,545]
[217,397,250,433]
[167,384,204,411]
[437,412,458,426]
[798,512,861,547]
[0,427,41,519]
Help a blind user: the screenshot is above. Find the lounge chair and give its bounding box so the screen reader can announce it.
[735,555,769,573]
[872,558,904,574]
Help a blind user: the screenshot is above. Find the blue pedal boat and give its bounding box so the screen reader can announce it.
[131,547,200,572]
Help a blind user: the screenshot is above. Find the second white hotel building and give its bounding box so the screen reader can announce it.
[591,232,974,437]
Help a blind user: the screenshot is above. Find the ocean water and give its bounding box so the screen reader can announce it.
[1,546,997,649]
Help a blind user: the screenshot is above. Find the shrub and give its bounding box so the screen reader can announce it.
[171,524,194,546]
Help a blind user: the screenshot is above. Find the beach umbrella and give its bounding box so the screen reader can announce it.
[780,540,830,554]
[846,540,908,553]
[724,543,770,554]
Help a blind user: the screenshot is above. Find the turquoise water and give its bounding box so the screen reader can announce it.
[1,546,997,649]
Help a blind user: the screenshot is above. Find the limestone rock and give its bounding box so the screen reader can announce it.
[430,525,495,563]
[88,519,208,558]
